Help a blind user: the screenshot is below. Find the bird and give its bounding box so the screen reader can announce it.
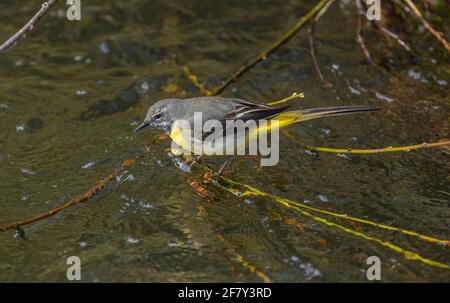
[134,96,381,168]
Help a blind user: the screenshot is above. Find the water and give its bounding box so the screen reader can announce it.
[0,0,449,282]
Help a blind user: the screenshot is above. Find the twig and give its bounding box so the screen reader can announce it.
[266,92,304,106]
[305,139,450,154]
[378,26,414,53]
[282,129,450,154]
[355,0,373,64]
[199,155,450,249]
[402,0,450,53]
[0,159,135,232]
[308,0,337,88]
[309,23,330,86]
[278,198,449,269]
[359,0,415,55]
[170,54,214,96]
[0,0,60,55]
[219,177,449,269]
[313,0,336,21]
[182,65,213,96]
[210,0,332,96]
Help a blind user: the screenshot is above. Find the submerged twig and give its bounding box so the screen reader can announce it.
[359,0,415,56]
[402,0,450,53]
[182,65,213,96]
[0,0,59,55]
[221,176,450,247]
[378,26,414,53]
[279,199,449,269]
[308,0,335,87]
[355,0,373,64]
[283,129,450,155]
[309,24,331,87]
[0,159,135,232]
[219,177,449,269]
[210,0,333,96]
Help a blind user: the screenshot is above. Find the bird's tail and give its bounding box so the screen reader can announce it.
[271,105,381,128]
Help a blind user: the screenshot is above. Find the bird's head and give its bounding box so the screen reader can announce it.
[133,98,179,134]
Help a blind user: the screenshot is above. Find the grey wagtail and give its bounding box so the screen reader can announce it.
[134,97,381,156]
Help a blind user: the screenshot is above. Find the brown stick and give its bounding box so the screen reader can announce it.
[403,0,450,53]
[308,23,325,81]
[359,0,415,55]
[0,159,135,232]
[210,0,332,96]
[355,0,373,64]
[0,0,60,55]
[378,26,414,53]
[308,23,334,88]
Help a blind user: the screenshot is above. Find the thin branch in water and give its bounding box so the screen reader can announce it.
[402,0,450,53]
[200,154,450,249]
[359,0,416,56]
[308,23,332,87]
[314,0,337,21]
[305,140,450,154]
[210,0,333,96]
[308,0,340,90]
[282,129,450,155]
[0,0,60,55]
[355,0,373,64]
[0,159,135,232]
[219,176,450,269]
[171,54,213,96]
[279,200,449,269]
[378,26,414,53]
[266,92,304,106]
[182,65,213,96]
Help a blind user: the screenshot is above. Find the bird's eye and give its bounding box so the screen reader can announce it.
[154,113,162,121]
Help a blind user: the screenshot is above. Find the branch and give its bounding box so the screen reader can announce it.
[359,1,415,56]
[0,0,59,55]
[402,0,450,53]
[210,0,333,96]
[218,176,449,269]
[0,159,135,232]
[304,140,450,154]
[378,26,414,53]
[282,129,450,154]
[355,0,373,64]
[182,65,213,96]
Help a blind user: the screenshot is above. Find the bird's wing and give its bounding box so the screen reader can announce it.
[182,97,289,141]
[203,99,290,141]
[187,97,288,120]
[225,102,290,121]
[224,99,290,121]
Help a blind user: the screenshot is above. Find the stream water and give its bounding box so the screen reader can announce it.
[0,0,448,282]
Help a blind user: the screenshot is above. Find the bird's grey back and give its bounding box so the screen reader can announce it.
[170,97,251,122]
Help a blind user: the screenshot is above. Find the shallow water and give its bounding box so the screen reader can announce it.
[0,0,449,282]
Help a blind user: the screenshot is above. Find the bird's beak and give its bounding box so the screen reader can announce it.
[133,121,149,133]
